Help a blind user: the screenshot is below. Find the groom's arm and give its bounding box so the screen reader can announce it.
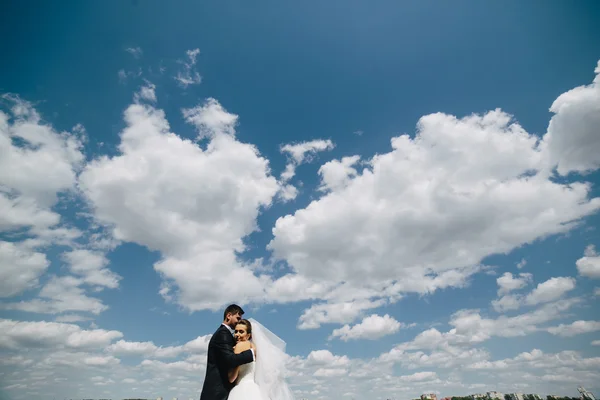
[213,330,254,369]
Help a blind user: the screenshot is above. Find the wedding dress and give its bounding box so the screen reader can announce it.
[227,361,265,400]
[227,319,295,400]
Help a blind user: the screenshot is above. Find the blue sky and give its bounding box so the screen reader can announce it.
[1,1,600,399]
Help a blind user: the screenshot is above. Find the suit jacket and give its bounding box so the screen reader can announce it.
[199,324,254,400]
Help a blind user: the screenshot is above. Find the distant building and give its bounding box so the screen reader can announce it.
[487,392,503,400]
[507,394,524,400]
[471,394,486,400]
[579,387,597,400]
[421,393,437,400]
[157,397,163,400]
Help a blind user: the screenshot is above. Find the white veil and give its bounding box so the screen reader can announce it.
[248,318,295,400]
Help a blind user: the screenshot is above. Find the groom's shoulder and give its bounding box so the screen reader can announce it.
[211,324,228,338]
[208,325,230,346]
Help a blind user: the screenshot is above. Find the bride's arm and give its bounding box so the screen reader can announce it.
[228,342,252,383]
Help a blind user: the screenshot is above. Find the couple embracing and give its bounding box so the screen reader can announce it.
[200,304,295,400]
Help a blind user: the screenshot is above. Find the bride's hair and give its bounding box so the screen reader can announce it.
[237,319,252,340]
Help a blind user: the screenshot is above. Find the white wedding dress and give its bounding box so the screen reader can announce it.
[227,319,295,400]
[228,361,265,400]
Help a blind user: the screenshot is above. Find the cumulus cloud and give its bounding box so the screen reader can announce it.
[383,297,582,359]
[0,95,84,245]
[539,60,600,175]
[491,272,533,312]
[547,320,600,337]
[106,334,210,359]
[182,97,237,138]
[269,69,600,323]
[576,244,600,279]
[79,99,279,311]
[497,272,533,295]
[134,81,157,103]
[524,277,576,306]
[62,249,121,289]
[491,294,522,313]
[0,319,122,350]
[1,275,110,315]
[0,241,49,297]
[0,95,87,301]
[3,54,600,400]
[107,340,182,359]
[329,314,406,341]
[318,155,361,192]
[297,299,386,330]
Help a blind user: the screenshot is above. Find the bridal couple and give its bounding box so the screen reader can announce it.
[199,304,295,400]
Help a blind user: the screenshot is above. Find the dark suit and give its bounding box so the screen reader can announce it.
[199,324,254,400]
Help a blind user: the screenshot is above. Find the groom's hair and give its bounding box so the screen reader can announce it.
[223,304,244,320]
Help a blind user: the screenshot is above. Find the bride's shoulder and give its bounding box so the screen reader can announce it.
[235,341,252,351]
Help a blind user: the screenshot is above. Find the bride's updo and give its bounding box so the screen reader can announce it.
[238,319,252,340]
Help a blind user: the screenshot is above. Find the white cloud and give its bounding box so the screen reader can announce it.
[269,97,600,321]
[384,297,582,358]
[125,47,143,59]
[539,60,600,175]
[306,350,350,366]
[106,340,182,358]
[0,95,90,306]
[517,258,527,269]
[497,272,533,295]
[329,314,407,341]
[265,274,331,304]
[491,294,522,313]
[592,340,600,346]
[318,155,361,192]
[174,48,201,88]
[278,139,335,200]
[182,334,211,353]
[182,97,237,138]
[576,244,600,279]
[54,314,93,323]
[62,249,121,289]
[491,272,534,312]
[84,355,121,367]
[398,371,438,382]
[1,275,109,315]
[0,241,49,297]
[0,319,122,350]
[297,299,386,330]
[524,277,576,306]
[134,81,157,103]
[547,320,600,337]
[140,359,204,373]
[79,100,279,311]
[280,139,335,167]
[106,335,209,359]
[0,95,84,207]
[0,95,84,254]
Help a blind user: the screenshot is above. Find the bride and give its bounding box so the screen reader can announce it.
[227,318,295,400]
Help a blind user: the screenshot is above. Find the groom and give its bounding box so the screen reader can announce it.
[199,304,255,400]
